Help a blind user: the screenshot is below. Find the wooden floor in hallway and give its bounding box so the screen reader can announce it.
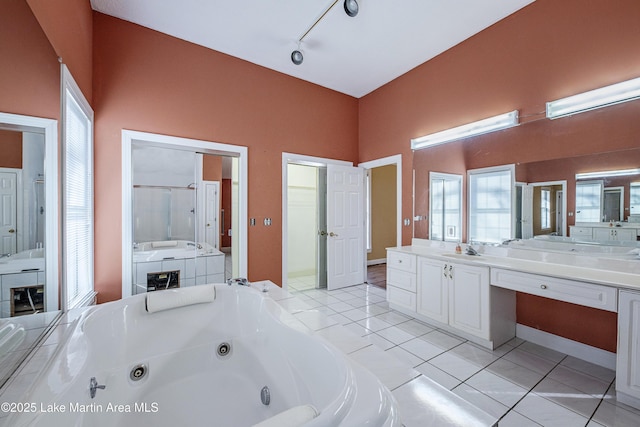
[367,263,386,289]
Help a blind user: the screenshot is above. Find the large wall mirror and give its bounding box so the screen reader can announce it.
[413,98,640,245]
[0,2,61,387]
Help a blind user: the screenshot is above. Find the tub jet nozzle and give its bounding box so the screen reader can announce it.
[261,386,270,406]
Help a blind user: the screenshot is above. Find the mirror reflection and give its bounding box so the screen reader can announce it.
[131,145,236,295]
[414,112,640,245]
[0,0,61,387]
[0,129,46,317]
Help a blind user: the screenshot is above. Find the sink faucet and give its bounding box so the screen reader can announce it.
[89,377,106,399]
[0,253,11,259]
[227,277,250,286]
[465,246,479,256]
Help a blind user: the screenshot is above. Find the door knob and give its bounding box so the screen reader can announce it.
[8,229,15,234]
[329,232,338,237]
[318,230,327,236]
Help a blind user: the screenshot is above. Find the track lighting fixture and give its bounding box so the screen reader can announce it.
[291,49,304,65]
[290,0,360,65]
[344,0,359,17]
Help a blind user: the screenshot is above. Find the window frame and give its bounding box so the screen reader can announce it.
[61,64,95,310]
[467,164,515,244]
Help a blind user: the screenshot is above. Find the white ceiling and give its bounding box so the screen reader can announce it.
[90,0,535,98]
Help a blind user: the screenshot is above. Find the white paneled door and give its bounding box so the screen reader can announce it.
[326,164,365,290]
[0,172,17,255]
[521,184,534,240]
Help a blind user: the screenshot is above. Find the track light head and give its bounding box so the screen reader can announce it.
[291,49,304,65]
[344,0,359,17]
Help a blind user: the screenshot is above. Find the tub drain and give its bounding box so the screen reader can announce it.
[217,342,231,357]
[130,364,148,381]
[260,386,270,406]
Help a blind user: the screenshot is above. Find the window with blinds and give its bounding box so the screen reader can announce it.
[62,65,94,309]
[575,180,603,223]
[468,165,514,244]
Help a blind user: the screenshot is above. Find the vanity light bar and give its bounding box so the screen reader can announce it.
[411,110,519,150]
[546,76,640,119]
[575,168,640,180]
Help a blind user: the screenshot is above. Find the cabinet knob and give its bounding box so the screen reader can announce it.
[398,259,402,263]
[540,284,547,290]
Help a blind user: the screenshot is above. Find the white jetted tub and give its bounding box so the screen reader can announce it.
[133,240,221,262]
[8,284,398,426]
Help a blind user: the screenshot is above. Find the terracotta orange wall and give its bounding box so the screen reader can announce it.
[0,130,23,169]
[0,0,59,119]
[359,0,640,351]
[93,13,359,302]
[27,0,93,103]
[359,0,640,247]
[202,155,222,182]
[222,179,232,248]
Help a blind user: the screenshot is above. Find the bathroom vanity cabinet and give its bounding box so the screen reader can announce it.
[592,227,637,242]
[617,290,640,408]
[570,224,640,241]
[387,241,640,411]
[387,250,515,349]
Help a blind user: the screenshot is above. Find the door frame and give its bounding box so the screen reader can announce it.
[281,153,352,291]
[358,154,403,265]
[122,130,248,298]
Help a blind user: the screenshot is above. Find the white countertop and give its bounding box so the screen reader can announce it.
[388,240,640,291]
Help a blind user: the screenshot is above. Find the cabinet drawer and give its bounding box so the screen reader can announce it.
[570,226,593,239]
[491,269,617,312]
[387,268,416,292]
[387,251,416,274]
[387,286,416,311]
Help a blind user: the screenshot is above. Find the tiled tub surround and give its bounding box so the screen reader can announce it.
[2,283,400,427]
[132,241,224,294]
[387,239,640,415]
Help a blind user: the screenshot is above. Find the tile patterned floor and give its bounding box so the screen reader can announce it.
[285,272,640,427]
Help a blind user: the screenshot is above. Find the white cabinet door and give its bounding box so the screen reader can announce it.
[592,227,613,241]
[613,228,636,241]
[617,290,640,405]
[417,257,448,324]
[449,263,490,340]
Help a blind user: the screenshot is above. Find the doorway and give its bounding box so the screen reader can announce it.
[282,153,401,292]
[604,187,624,222]
[286,164,326,291]
[122,130,247,298]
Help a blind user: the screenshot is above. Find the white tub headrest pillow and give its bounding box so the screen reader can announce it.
[252,405,319,427]
[151,240,178,248]
[145,284,216,313]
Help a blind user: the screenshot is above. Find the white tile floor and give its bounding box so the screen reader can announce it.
[286,275,640,427]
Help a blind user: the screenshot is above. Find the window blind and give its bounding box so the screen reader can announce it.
[63,71,94,309]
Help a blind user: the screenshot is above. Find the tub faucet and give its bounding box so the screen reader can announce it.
[89,377,106,399]
[227,277,250,286]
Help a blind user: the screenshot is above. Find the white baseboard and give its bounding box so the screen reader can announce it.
[367,258,386,266]
[516,324,616,370]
